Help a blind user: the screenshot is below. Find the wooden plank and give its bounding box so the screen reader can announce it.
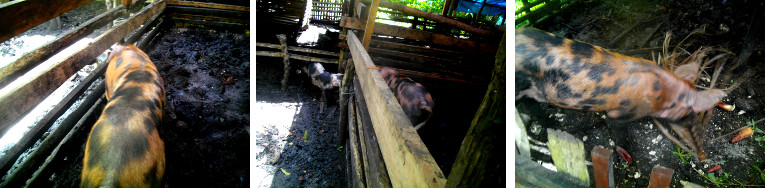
[0,0,166,142]
[136,18,167,51]
[369,57,487,85]
[362,0,380,49]
[547,129,590,185]
[0,0,95,43]
[255,42,340,57]
[255,51,340,64]
[347,30,445,187]
[125,11,163,45]
[514,108,531,158]
[347,92,367,188]
[591,146,614,188]
[26,95,106,187]
[368,47,458,67]
[340,16,498,54]
[164,5,247,19]
[354,77,392,188]
[167,0,249,12]
[0,5,126,88]
[648,166,673,188]
[338,59,356,145]
[445,33,505,187]
[0,81,105,187]
[358,0,498,36]
[368,40,467,59]
[515,154,589,188]
[165,13,248,24]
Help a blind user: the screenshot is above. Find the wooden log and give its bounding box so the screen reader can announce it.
[256,42,340,57]
[0,0,166,140]
[0,0,95,43]
[546,129,590,185]
[167,0,249,12]
[0,5,126,88]
[591,146,614,188]
[338,59,355,145]
[445,33,505,187]
[0,80,105,187]
[515,154,589,188]
[362,0,380,49]
[165,13,248,24]
[358,0,498,36]
[347,30,445,187]
[648,166,673,188]
[353,77,392,188]
[26,95,106,187]
[514,108,531,158]
[347,93,367,188]
[340,16,498,54]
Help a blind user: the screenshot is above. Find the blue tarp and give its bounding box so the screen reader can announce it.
[455,0,506,15]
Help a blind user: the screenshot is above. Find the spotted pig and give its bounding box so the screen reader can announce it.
[515,27,726,121]
[379,67,434,130]
[82,44,165,187]
[302,62,343,112]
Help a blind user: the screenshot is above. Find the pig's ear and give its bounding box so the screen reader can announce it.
[673,62,700,82]
[690,89,726,112]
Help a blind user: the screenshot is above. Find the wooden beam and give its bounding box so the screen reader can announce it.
[0,81,105,187]
[167,0,249,12]
[369,40,468,59]
[0,0,166,139]
[546,129,590,185]
[362,0,380,49]
[347,93,367,188]
[0,0,95,43]
[256,42,340,57]
[0,5,126,88]
[445,33,505,187]
[255,51,340,64]
[165,13,248,24]
[164,5,247,19]
[26,95,105,187]
[353,77,392,188]
[358,0,498,36]
[347,30,445,187]
[125,11,163,45]
[341,16,498,54]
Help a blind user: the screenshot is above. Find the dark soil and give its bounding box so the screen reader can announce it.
[32,24,250,187]
[518,0,765,187]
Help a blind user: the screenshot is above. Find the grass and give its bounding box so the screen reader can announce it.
[670,145,693,165]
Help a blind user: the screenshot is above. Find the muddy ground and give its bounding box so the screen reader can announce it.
[517,0,765,187]
[28,23,251,187]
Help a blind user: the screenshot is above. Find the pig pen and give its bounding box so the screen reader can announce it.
[516,0,765,187]
[0,0,249,187]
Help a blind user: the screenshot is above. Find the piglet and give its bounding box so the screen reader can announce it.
[379,67,435,130]
[515,27,726,122]
[302,62,343,113]
[82,44,165,187]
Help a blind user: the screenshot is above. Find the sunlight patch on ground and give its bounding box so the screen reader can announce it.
[253,101,303,187]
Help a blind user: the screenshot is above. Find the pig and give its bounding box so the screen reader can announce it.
[82,44,165,187]
[515,27,726,122]
[302,62,343,113]
[379,67,435,130]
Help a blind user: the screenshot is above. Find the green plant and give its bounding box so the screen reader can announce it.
[671,145,693,164]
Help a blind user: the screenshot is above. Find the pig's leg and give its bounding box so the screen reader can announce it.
[319,89,326,113]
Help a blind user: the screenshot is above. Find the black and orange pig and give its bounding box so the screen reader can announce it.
[379,67,435,130]
[515,27,726,121]
[82,44,165,187]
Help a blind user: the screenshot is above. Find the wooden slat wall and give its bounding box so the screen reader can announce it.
[347,30,446,187]
[0,0,95,43]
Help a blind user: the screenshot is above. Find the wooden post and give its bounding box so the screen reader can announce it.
[277,34,290,92]
[591,146,614,188]
[362,0,380,49]
[445,33,505,187]
[338,59,355,145]
[547,129,590,185]
[648,166,673,188]
[514,108,531,158]
[346,93,366,188]
[353,77,392,188]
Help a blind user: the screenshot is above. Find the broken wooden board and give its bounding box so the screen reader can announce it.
[547,129,590,185]
[591,146,614,188]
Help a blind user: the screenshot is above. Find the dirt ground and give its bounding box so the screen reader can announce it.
[517,0,765,187]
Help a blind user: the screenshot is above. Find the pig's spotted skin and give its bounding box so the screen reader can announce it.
[82,44,165,187]
[516,27,726,121]
[379,67,435,130]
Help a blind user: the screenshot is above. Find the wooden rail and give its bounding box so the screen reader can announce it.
[0,0,95,43]
[0,0,166,153]
[347,30,446,187]
[0,5,126,88]
[358,0,498,36]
